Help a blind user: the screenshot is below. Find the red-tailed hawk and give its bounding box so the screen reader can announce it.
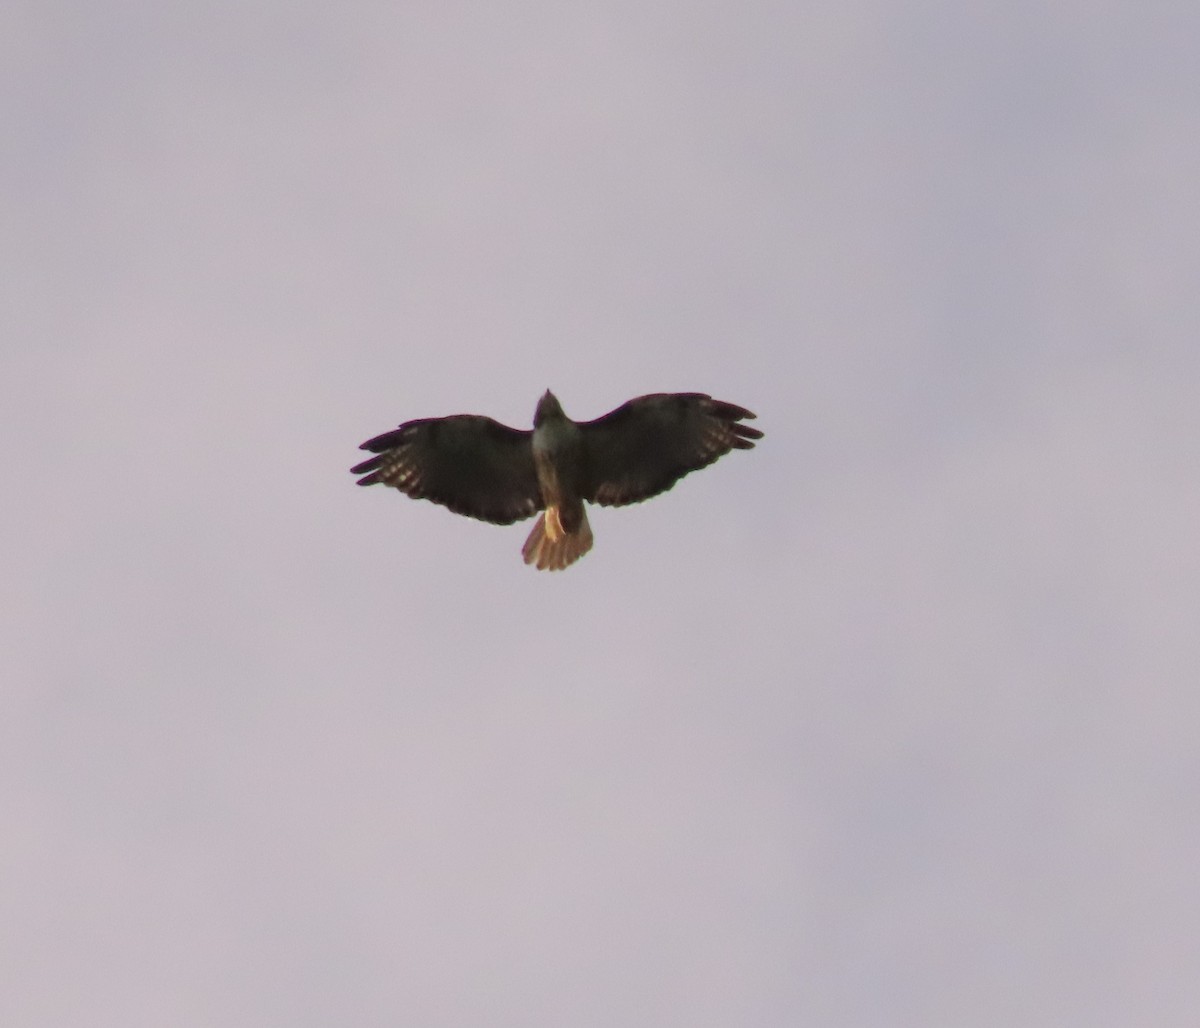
[351,390,762,570]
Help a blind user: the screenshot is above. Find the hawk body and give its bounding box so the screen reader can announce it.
[526,391,592,570]
[352,390,762,570]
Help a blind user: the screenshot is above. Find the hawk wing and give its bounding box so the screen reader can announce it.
[580,393,762,507]
[351,415,542,524]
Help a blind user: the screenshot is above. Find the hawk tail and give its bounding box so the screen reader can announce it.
[522,506,594,571]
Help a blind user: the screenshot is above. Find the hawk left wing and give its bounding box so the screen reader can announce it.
[579,393,762,507]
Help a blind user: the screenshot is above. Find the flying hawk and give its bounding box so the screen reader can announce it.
[351,390,762,570]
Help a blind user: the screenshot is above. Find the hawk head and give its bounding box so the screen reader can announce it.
[533,389,565,427]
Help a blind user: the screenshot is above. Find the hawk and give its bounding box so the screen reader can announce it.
[351,390,762,570]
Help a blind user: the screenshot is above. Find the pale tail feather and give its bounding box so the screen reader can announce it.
[522,507,594,571]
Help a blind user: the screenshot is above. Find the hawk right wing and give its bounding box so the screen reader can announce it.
[351,415,542,525]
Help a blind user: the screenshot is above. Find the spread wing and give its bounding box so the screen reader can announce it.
[580,393,762,507]
[351,415,542,524]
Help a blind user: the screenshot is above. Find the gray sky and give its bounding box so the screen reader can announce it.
[4,1,1199,1024]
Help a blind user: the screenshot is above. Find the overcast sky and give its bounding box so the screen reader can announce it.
[4,1,1200,1025]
